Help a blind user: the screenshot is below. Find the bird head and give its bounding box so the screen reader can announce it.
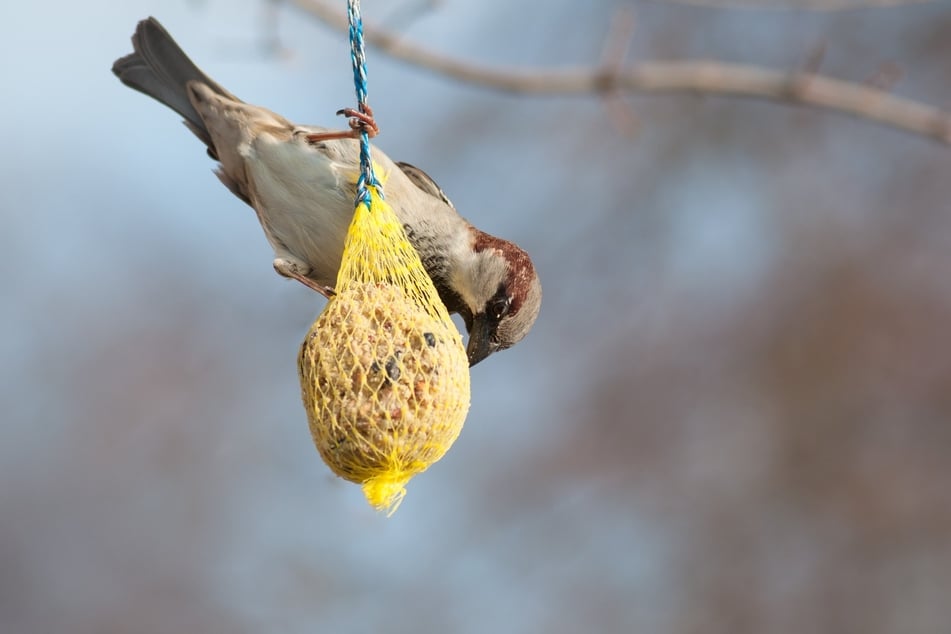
[449,232,542,366]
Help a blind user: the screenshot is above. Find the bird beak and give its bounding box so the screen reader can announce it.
[466,313,493,367]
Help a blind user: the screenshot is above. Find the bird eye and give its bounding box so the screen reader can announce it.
[488,296,511,322]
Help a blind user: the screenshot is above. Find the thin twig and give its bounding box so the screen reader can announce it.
[293,0,951,144]
[598,7,640,137]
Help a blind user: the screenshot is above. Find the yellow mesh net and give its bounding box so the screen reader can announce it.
[298,185,471,515]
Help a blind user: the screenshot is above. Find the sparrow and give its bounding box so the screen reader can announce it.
[112,17,541,366]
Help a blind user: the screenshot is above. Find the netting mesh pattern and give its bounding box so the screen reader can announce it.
[298,190,471,514]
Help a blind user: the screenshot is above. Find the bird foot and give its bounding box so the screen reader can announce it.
[273,258,335,299]
[305,106,379,143]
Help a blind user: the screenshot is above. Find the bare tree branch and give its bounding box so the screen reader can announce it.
[649,0,937,11]
[292,0,951,145]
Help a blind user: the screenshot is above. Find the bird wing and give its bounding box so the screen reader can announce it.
[396,161,455,210]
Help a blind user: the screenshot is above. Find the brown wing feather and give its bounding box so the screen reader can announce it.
[396,161,455,210]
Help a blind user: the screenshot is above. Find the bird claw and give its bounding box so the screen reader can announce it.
[305,105,379,144]
[273,258,335,298]
[299,279,336,299]
[338,106,379,137]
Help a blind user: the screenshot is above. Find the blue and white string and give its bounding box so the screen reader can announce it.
[347,0,382,206]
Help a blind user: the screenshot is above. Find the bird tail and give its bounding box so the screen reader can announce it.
[112,17,238,153]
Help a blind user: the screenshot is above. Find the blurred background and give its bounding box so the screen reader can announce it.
[2,0,950,632]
